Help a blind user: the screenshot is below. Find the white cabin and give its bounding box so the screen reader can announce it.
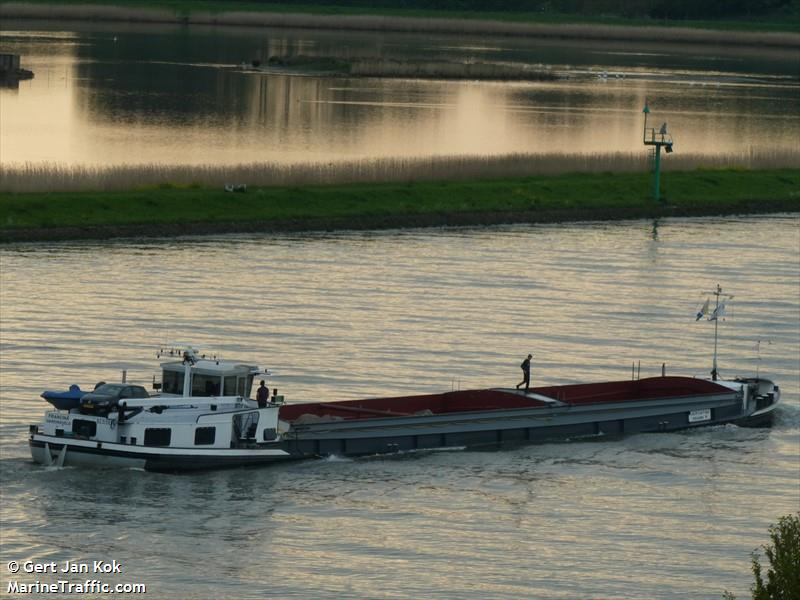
[30,347,289,469]
[155,347,264,400]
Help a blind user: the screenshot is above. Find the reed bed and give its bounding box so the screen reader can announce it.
[2,3,798,47]
[0,2,176,23]
[2,150,798,194]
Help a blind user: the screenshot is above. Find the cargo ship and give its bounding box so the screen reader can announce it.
[29,347,780,471]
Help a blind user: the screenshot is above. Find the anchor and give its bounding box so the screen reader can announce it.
[42,443,67,467]
[56,445,67,467]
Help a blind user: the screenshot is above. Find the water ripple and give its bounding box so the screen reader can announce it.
[1,215,798,599]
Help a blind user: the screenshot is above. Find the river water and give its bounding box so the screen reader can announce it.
[0,215,798,598]
[1,21,799,166]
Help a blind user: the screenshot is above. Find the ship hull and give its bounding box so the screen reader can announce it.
[281,386,777,459]
[29,437,291,472]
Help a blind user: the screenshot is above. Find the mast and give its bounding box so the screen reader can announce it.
[704,284,732,381]
[157,345,199,397]
[712,285,720,380]
[181,348,197,397]
[642,100,674,203]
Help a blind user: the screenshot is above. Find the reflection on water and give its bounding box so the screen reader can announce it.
[1,21,798,165]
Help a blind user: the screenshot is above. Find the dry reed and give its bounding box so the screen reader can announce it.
[1,4,798,48]
[0,2,175,23]
[2,150,797,194]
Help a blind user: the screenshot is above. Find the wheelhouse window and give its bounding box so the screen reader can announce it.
[144,428,172,446]
[223,376,238,396]
[194,427,216,445]
[192,374,221,397]
[162,370,184,395]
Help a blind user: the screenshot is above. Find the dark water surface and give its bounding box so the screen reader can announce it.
[1,216,798,598]
[1,21,799,166]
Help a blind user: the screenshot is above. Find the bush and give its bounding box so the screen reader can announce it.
[751,513,800,600]
[726,513,800,599]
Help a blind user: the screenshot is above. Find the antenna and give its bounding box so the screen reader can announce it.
[754,339,772,379]
[702,284,734,381]
[157,345,219,362]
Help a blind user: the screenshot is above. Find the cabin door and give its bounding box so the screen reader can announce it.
[233,412,259,440]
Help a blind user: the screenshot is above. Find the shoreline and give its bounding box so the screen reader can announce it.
[3,204,798,244]
[2,3,799,48]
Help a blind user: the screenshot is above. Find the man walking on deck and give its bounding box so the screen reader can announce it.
[517,354,532,392]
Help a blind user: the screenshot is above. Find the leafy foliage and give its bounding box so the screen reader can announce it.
[725,514,800,600]
[751,514,800,600]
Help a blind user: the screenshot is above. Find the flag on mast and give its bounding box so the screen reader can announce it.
[709,300,727,321]
[696,298,709,321]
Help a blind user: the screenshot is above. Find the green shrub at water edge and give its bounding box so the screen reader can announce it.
[725,513,800,600]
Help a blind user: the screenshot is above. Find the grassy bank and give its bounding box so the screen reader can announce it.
[2,2,799,44]
[1,169,797,242]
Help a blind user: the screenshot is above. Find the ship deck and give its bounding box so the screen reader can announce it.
[278,376,733,423]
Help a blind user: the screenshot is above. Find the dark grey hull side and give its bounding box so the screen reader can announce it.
[282,392,776,458]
